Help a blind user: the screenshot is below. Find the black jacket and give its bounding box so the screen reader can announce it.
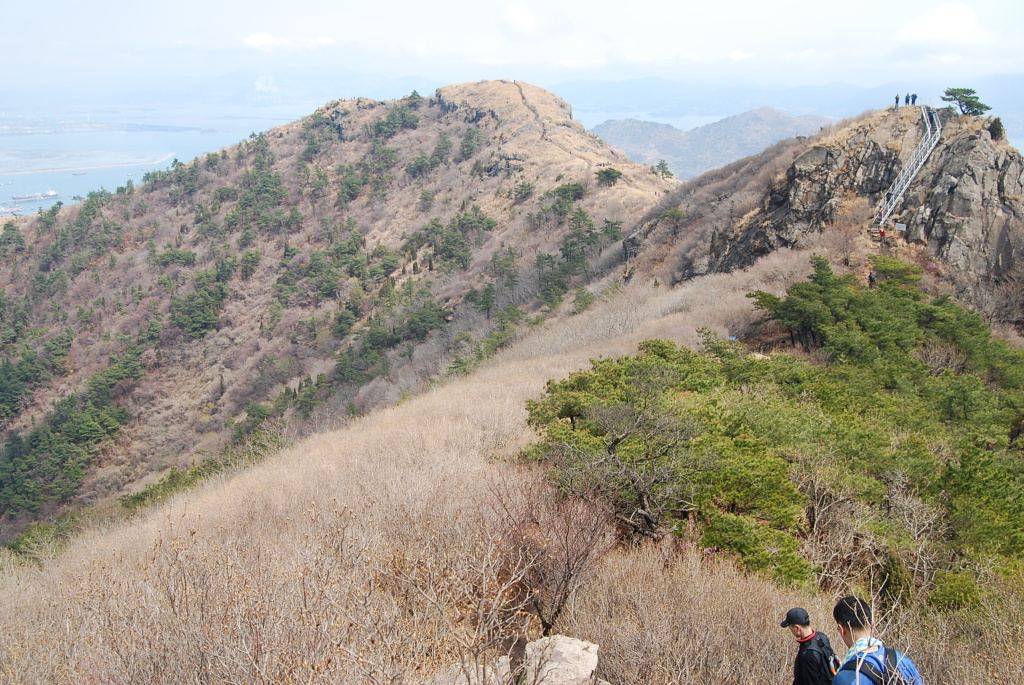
[793,630,835,685]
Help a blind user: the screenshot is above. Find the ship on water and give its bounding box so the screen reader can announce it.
[0,205,23,214]
[11,189,60,202]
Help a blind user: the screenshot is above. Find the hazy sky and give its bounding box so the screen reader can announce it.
[6,0,1022,98]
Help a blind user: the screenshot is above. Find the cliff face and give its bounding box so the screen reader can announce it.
[905,128,1024,287]
[704,107,1024,309]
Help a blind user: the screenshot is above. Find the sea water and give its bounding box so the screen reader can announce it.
[0,103,318,215]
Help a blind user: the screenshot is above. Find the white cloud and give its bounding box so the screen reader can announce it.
[498,3,574,44]
[500,5,551,39]
[897,3,982,44]
[554,55,609,70]
[728,51,756,62]
[476,57,513,66]
[243,33,280,51]
[242,33,337,52]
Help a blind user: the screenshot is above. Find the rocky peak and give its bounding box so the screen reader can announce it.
[903,120,1024,293]
[702,106,1023,311]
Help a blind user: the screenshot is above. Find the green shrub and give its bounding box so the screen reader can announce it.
[928,569,982,610]
[596,167,623,186]
[989,117,1005,141]
[526,256,1024,590]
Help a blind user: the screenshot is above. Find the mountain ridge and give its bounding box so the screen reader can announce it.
[0,79,1023,683]
[593,106,832,180]
[0,81,1020,537]
[0,80,674,536]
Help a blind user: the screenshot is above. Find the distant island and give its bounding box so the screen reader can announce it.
[0,148,175,175]
[0,118,208,136]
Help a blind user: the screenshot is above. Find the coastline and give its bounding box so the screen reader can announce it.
[0,152,176,176]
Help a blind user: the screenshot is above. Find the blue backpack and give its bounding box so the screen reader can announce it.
[838,647,913,684]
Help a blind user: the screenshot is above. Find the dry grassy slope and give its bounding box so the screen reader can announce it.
[0,251,840,683]
[0,80,677,524]
[339,80,674,289]
[5,245,1014,681]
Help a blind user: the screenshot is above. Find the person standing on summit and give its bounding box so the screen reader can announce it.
[895,94,900,108]
[782,608,837,685]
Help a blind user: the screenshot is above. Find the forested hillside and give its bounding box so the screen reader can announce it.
[0,81,669,539]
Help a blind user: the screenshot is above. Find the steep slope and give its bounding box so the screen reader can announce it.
[593,106,831,180]
[1,235,1020,683]
[622,107,1024,322]
[0,80,675,537]
[0,263,852,682]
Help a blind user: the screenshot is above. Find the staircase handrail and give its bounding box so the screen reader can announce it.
[873,106,942,226]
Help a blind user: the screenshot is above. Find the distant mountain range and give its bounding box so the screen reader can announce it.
[593,106,832,180]
[8,70,1021,147]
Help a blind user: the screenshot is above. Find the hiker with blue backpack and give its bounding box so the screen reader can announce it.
[831,596,924,684]
[781,607,838,685]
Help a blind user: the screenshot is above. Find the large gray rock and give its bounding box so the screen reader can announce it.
[903,128,1024,309]
[523,636,608,685]
[423,635,609,685]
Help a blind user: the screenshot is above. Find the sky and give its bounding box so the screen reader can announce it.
[4,0,1023,107]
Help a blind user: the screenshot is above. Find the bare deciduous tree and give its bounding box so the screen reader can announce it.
[489,471,615,637]
[885,472,946,591]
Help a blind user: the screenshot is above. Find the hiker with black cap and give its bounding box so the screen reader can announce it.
[781,607,837,685]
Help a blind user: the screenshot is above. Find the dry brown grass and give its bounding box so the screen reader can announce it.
[0,250,800,682]
[563,538,825,684]
[2,237,1021,682]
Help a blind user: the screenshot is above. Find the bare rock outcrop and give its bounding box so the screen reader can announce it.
[709,107,936,268]
[705,107,1024,310]
[903,127,1024,301]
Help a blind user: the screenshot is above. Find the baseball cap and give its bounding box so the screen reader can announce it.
[780,607,810,627]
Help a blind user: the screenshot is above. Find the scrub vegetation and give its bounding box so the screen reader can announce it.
[0,81,1022,683]
[529,256,1024,598]
[0,83,655,537]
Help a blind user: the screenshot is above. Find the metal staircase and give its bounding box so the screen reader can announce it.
[872,106,942,227]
